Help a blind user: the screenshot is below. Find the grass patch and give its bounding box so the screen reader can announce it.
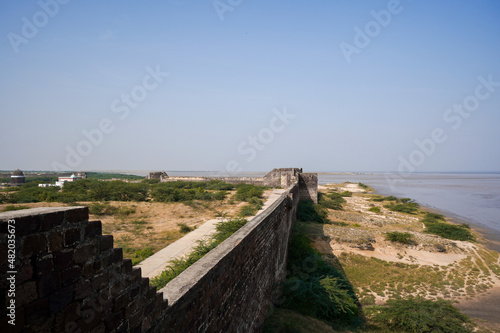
[151,217,248,288]
[368,206,380,213]
[297,200,329,223]
[276,225,362,329]
[384,198,420,214]
[233,183,266,201]
[238,197,264,217]
[318,192,345,211]
[177,223,193,234]
[385,232,417,245]
[367,296,475,332]
[422,213,475,241]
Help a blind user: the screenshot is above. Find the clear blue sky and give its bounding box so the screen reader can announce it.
[1,0,499,173]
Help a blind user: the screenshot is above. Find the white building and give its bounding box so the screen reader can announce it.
[55,174,83,187]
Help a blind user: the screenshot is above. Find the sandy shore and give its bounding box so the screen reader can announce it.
[316,182,500,331]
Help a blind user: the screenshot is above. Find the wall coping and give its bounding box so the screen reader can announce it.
[0,206,85,220]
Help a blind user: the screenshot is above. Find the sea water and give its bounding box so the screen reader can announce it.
[318,173,500,250]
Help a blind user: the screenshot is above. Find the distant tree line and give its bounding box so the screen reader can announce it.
[0,178,266,205]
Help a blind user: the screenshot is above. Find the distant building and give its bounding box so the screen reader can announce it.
[10,169,25,186]
[38,183,58,188]
[147,171,168,181]
[56,173,83,187]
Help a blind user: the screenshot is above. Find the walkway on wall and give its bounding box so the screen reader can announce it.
[136,189,287,279]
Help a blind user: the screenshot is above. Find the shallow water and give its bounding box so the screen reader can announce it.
[318,173,500,251]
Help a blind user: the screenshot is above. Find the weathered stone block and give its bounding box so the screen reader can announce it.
[64,227,82,247]
[85,220,102,238]
[49,285,74,314]
[61,265,81,286]
[53,249,74,270]
[17,281,38,307]
[100,235,113,251]
[36,253,54,277]
[41,211,65,231]
[24,297,49,322]
[48,231,63,252]
[20,233,47,258]
[74,244,95,264]
[65,207,89,224]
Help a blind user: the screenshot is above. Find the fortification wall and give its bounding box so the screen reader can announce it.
[0,207,166,332]
[157,184,299,332]
[163,176,266,186]
[0,184,301,332]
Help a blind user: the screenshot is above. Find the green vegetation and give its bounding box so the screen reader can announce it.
[1,205,30,212]
[368,206,381,213]
[297,200,328,223]
[177,223,193,234]
[230,183,266,217]
[239,197,264,217]
[385,232,417,245]
[318,192,346,211]
[267,200,362,330]
[3,179,236,204]
[277,228,361,329]
[372,195,398,202]
[340,191,352,197]
[384,197,420,214]
[358,183,369,190]
[367,297,474,332]
[421,213,475,242]
[151,218,248,289]
[233,183,266,201]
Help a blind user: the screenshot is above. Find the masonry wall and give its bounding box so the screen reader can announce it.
[298,173,318,203]
[157,183,299,332]
[0,207,167,333]
[0,184,301,332]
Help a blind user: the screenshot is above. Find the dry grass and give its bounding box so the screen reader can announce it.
[0,189,272,264]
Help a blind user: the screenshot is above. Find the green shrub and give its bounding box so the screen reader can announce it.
[238,197,264,217]
[133,247,154,264]
[117,206,135,216]
[151,218,247,289]
[279,228,361,326]
[88,202,118,215]
[340,191,352,197]
[384,198,419,214]
[233,184,265,201]
[318,192,345,210]
[385,232,417,245]
[368,206,380,213]
[239,204,257,217]
[297,200,328,223]
[177,223,193,234]
[368,296,475,332]
[358,183,369,189]
[2,205,30,212]
[421,213,475,241]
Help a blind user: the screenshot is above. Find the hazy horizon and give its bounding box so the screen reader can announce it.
[2,1,499,173]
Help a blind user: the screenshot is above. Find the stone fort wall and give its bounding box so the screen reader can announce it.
[1,181,304,332]
[148,168,318,203]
